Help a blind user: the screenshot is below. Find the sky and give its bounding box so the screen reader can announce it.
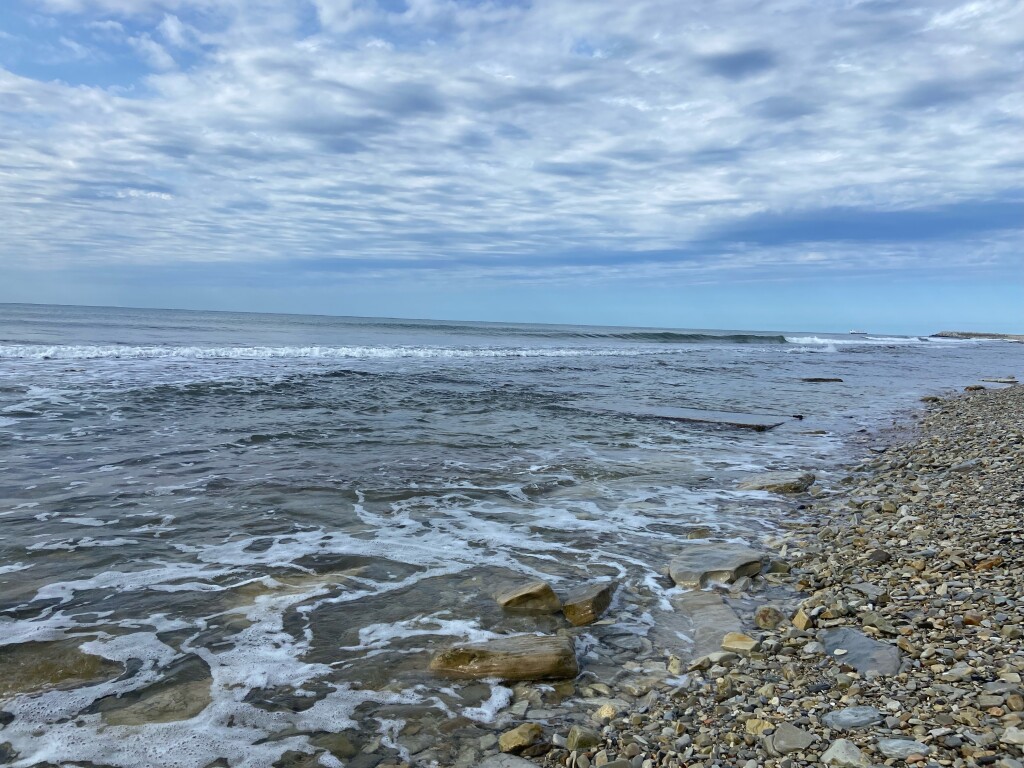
[0,0,1021,333]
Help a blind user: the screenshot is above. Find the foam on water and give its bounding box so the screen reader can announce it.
[785,334,934,346]
[461,683,515,723]
[341,614,503,653]
[0,343,700,361]
[30,563,237,605]
[27,536,138,551]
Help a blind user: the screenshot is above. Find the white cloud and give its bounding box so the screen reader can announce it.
[0,0,1020,281]
[128,32,176,69]
[157,14,191,48]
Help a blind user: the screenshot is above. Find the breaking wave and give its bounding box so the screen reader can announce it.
[0,339,782,361]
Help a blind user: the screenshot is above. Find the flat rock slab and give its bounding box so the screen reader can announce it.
[822,706,884,730]
[0,640,124,699]
[877,738,931,759]
[563,582,615,626]
[430,635,578,681]
[669,590,742,658]
[495,580,561,614]
[737,471,815,493]
[568,401,788,431]
[822,627,901,676]
[669,542,763,588]
[103,678,212,725]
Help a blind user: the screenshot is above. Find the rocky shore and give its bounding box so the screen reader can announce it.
[4,385,1022,768]
[471,384,1024,768]
[932,332,1024,343]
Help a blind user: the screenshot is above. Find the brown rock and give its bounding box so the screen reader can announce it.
[562,582,615,626]
[430,635,578,681]
[499,723,543,753]
[495,580,561,614]
[566,725,601,751]
[792,607,814,631]
[737,471,815,494]
[975,555,1003,571]
[755,605,785,629]
[0,640,124,699]
[721,632,759,655]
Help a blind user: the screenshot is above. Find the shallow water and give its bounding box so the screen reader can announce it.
[0,304,1020,767]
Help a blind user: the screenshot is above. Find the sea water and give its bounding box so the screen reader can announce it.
[0,303,1019,767]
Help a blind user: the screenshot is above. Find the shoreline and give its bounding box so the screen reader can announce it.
[494,384,1024,768]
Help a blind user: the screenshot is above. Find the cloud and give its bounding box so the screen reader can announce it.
[128,33,176,69]
[0,0,1020,289]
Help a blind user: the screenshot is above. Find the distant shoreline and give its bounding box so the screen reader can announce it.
[932,330,1024,341]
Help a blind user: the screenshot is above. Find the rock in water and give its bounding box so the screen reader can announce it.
[821,627,901,676]
[821,739,870,767]
[102,678,212,725]
[499,723,543,753]
[562,582,615,626]
[821,706,883,731]
[429,635,578,681]
[754,605,785,629]
[495,580,561,614]
[668,542,763,588]
[737,471,815,493]
[0,640,124,698]
[670,590,743,657]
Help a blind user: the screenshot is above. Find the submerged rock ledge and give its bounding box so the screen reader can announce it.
[519,384,1024,768]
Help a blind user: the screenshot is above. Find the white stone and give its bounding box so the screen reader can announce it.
[821,739,871,767]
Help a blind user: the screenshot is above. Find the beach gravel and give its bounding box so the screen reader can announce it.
[536,385,1024,768]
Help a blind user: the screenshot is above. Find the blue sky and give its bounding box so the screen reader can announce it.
[0,0,1021,333]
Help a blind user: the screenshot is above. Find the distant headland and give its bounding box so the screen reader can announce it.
[932,330,1024,341]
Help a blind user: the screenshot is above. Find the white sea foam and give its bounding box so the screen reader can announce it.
[341,614,502,653]
[0,343,689,361]
[27,537,138,551]
[31,563,236,604]
[0,610,96,647]
[0,562,31,575]
[58,516,114,527]
[462,683,515,723]
[785,335,930,346]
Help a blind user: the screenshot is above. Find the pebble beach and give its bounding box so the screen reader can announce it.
[474,384,1024,768]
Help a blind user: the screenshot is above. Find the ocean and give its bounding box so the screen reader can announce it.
[0,303,1020,768]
